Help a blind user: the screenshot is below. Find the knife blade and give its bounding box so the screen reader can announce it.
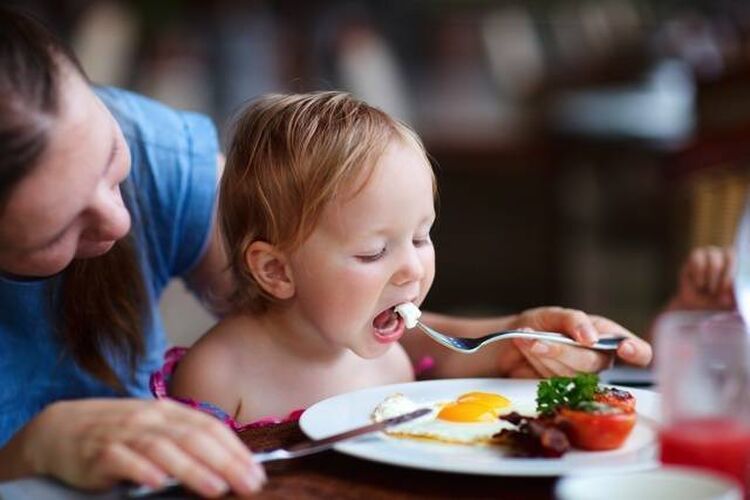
[257,406,431,461]
[129,407,430,498]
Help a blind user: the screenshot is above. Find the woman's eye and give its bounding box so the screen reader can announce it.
[357,248,386,262]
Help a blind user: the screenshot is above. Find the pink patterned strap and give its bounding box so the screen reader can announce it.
[414,356,435,377]
[149,348,437,430]
[149,347,303,431]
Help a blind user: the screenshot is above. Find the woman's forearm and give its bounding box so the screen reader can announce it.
[0,398,266,495]
[0,422,36,481]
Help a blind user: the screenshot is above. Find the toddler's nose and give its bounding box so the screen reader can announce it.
[393,247,425,286]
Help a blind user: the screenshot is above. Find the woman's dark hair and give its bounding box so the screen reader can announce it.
[0,6,146,391]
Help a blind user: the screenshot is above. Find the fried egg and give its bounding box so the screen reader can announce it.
[372,391,536,445]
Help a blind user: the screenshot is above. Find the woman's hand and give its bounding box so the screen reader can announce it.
[502,307,652,378]
[3,398,265,497]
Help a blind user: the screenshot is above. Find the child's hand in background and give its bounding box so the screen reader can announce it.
[668,246,735,311]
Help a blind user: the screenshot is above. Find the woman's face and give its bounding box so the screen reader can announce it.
[0,67,131,277]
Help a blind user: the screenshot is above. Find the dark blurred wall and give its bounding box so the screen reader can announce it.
[7,0,750,337]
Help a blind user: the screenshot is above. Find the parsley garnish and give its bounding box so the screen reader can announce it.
[536,373,599,415]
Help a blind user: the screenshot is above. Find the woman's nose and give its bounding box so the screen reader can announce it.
[82,184,131,242]
[392,246,425,286]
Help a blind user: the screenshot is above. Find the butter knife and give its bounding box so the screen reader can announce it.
[129,407,430,497]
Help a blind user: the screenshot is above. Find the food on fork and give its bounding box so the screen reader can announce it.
[395,302,421,329]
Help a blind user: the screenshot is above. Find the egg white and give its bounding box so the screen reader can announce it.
[371,393,536,445]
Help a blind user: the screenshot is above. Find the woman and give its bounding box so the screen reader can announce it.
[0,7,651,497]
[0,7,264,498]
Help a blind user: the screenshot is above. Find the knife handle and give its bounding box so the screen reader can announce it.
[254,448,294,462]
[128,447,317,496]
[129,408,430,497]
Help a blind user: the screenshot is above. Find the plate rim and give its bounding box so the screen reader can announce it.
[299,377,660,477]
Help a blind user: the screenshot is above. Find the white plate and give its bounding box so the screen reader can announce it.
[299,378,660,476]
[556,467,743,500]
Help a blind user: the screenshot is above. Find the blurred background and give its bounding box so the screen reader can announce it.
[6,0,750,346]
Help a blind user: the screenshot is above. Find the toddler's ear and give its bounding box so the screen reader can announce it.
[245,241,295,300]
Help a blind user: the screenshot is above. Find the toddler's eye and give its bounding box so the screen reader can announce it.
[357,247,386,262]
[413,235,432,247]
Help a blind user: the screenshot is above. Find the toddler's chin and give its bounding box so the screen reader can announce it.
[354,341,392,360]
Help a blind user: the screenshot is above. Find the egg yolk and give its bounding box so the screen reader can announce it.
[457,392,511,411]
[436,392,512,423]
[437,402,497,422]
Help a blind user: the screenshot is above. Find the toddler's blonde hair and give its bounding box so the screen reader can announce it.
[220,91,432,313]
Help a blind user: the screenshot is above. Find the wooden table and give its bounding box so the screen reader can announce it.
[0,369,650,499]
[240,421,556,500]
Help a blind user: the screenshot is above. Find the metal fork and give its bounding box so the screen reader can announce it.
[415,321,626,354]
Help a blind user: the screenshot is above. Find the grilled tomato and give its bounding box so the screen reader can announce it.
[557,403,636,451]
[594,387,636,413]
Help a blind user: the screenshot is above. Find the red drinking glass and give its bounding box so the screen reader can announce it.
[655,312,750,495]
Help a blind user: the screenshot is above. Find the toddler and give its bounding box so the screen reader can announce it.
[152,91,652,429]
[156,92,436,427]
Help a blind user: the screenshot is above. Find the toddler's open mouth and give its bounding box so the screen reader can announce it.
[372,307,404,343]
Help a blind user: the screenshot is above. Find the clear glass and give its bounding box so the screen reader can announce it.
[655,311,750,494]
[734,199,750,326]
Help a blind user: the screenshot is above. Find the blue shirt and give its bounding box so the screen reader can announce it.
[0,87,219,446]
